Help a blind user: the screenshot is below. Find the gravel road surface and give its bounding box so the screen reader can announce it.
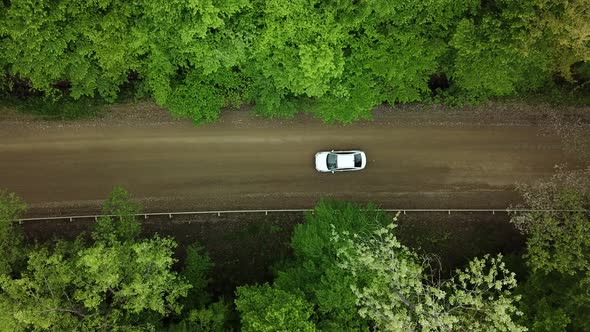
[0,104,580,215]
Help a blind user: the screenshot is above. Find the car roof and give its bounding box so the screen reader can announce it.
[337,154,355,169]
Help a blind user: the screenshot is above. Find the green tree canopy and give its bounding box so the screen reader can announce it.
[0,237,190,331]
[2,0,589,122]
[0,189,26,276]
[333,222,525,332]
[180,243,214,310]
[511,166,590,331]
[274,200,389,330]
[235,283,316,332]
[512,166,590,274]
[0,187,194,331]
[92,185,141,244]
[236,201,524,331]
[532,0,590,80]
[448,0,551,102]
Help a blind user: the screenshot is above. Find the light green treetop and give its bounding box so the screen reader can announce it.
[235,283,316,332]
[0,187,191,331]
[333,221,526,332]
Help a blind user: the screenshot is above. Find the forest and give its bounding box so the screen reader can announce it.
[1,0,590,330]
[1,167,589,331]
[1,0,589,123]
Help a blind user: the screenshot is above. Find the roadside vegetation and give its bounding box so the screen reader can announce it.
[1,167,588,331]
[1,0,589,123]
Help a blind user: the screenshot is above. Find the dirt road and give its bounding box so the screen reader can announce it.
[0,105,579,215]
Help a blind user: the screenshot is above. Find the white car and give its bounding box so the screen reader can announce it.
[315,150,367,173]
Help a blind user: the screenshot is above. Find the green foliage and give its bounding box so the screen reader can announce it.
[165,72,225,124]
[448,1,551,102]
[80,237,189,315]
[0,187,202,331]
[247,0,344,99]
[333,221,525,331]
[0,0,140,101]
[181,243,213,309]
[524,204,589,275]
[232,201,524,331]
[235,284,316,332]
[532,0,590,80]
[247,80,299,119]
[138,0,250,123]
[0,236,190,331]
[290,200,388,263]
[303,72,379,124]
[0,242,82,331]
[2,0,588,121]
[518,270,590,332]
[511,166,590,331]
[274,200,389,329]
[512,166,590,275]
[0,186,230,331]
[92,186,141,244]
[248,0,477,122]
[0,190,26,275]
[169,300,231,332]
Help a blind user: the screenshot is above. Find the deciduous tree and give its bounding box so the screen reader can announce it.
[0,187,193,331]
[449,1,551,102]
[333,222,525,332]
[235,284,316,332]
[533,0,590,80]
[0,236,190,330]
[0,190,26,275]
[92,186,141,244]
[274,201,389,329]
[512,166,590,274]
[181,243,213,309]
[511,166,590,331]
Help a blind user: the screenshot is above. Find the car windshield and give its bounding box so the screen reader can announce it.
[354,153,362,167]
[327,153,338,170]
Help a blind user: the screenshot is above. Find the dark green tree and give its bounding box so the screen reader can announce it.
[181,243,213,309]
[511,166,590,331]
[0,190,27,275]
[167,300,230,332]
[273,200,389,330]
